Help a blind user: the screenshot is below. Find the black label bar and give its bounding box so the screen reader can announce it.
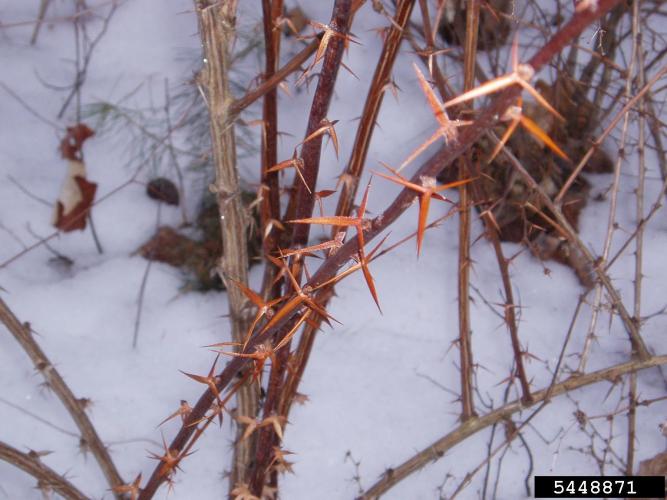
[534,475,665,498]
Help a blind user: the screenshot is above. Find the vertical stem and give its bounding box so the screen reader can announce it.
[242,1,286,492]
[628,0,645,475]
[249,1,352,495]
[457,0,480,421]
[470,177,533,404]
[288,4,351,249]
[416,0,530,405]
[334,0,416,227]
[30,0,52,45]
[259,0,284,290]
[193,0,260,491]
[164,79,190,226]
[577,2,647,369]
[279,0,416,421]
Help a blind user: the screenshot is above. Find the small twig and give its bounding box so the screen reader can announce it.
[133,229,156,348]
[26,225,72,263]
[87,212,104,254]
[345,451,366,496]
[230,34,321,116]
[482,421,498,500]
[163,79,189,226]
[30,0,52,45]
[627,0,646,474]
[7,175,52,206]
[0,0,124,30]
[0,397,77,437]
[0,81,62,130]
[0,222,27,250]
[57,1,119,119]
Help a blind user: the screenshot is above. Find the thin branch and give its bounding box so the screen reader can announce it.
[30,0,52,45]
[0,81,62,130]
[454,0,480,421]
[257,0,284,302]
[628,0,647,474]
[57,1,119,119]
[0,0,124,30]
[493,133,650,361]
[0,397,77,437]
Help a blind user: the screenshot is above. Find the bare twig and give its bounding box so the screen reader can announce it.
[628,0,647,474]
[0,397,77,437]
[490,137,650,361]
[163,79,189,226]
[133,249,154,348]
[230,36,321,116]
[30,0,52,45]
[57,1,119,119]
[0,0,124,30]
[0,81,62,130]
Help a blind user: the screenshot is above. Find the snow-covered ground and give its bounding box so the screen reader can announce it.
[1,1,666,499]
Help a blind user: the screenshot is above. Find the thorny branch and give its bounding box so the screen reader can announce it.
[456,0,480,422]
[0,440,89,500]
[359,354,667,499]
[193,0,261,492]
[138,2,631,498]
[279,0,418,421]
[250,0,353,494]
[0,297,124,498]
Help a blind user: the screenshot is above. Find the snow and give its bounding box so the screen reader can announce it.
[1,1,666,499]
